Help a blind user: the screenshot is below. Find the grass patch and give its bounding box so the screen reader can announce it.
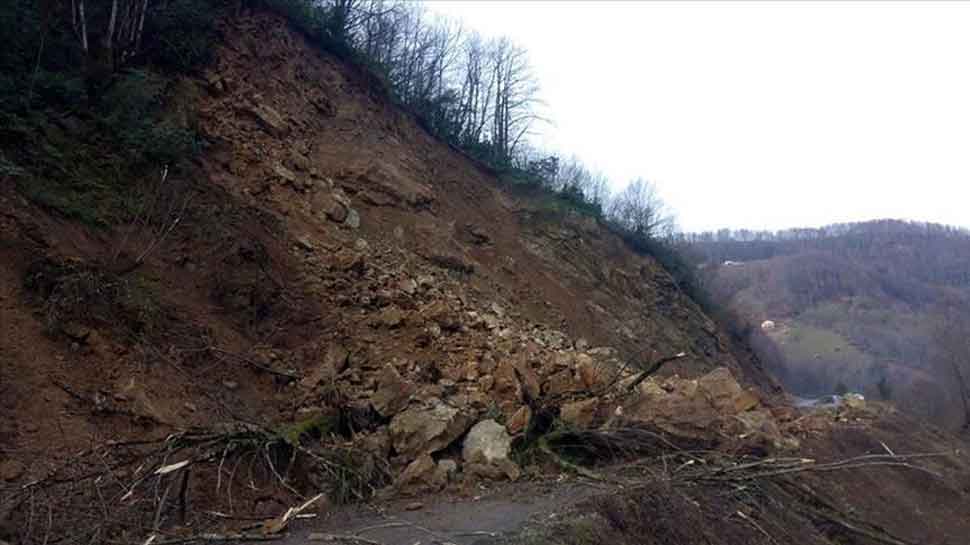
[278,413,340,447]
[23,257,165,339]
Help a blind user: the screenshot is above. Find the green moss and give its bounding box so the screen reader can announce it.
[278,413,339,447]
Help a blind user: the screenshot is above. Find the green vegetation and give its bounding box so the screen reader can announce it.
[23,257,164,339]
[278,413,340,447]
[0,0,215,225]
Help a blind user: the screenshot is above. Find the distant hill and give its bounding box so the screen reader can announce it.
[687,219,970,428]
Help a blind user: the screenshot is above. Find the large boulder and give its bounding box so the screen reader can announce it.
[621,367,772,445]
[462,419,520,481]
[389,401,473,458]
[697,367,759,413]
[462,420,511,464]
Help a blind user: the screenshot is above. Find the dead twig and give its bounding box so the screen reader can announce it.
[626,352,687,392]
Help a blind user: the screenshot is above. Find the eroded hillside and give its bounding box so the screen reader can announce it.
[2,10,969,545]
[0,10,779,541]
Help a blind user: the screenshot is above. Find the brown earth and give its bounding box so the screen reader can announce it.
[1,9,969,545]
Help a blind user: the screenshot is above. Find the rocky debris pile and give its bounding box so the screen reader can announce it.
[252,185,806,492]
[182,18,784,497]
[282,229,797,490]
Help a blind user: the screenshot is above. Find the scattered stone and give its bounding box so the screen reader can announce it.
[427,252,474,274]
[461,360,480,381]
[246,103,287,136]
[389,401,473,457]
[421,301,461,331]
[345,208,361,229]
[399,278,418,295]
[314,192,348,223]
[378,306,405,328]
[405,501,425,511]
[223,380,239,391]
[465,224,491,245]
[0,460,26,481]
[333,251,366,274]
[300,344,350,389]
[395,454,444,494]
[273,163,298,185]
[295,235,315,251]
[698,367,759,413]
[372,366,415,418]
[544,369,581,397]
[354,238,369,251]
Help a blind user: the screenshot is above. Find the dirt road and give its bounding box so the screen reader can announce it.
[279,477,601,545]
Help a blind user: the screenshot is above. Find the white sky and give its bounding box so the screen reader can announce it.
[426,1,970,233]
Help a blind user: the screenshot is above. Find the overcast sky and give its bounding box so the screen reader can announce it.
[427,1,970,233]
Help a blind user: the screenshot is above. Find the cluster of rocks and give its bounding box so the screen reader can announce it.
[242,166,806,492]
[282,247,791,492]
[196,54,797,493]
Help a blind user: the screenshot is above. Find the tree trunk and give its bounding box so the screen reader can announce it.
[78,0,89,53]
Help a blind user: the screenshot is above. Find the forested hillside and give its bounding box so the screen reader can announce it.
[690,219,970,429]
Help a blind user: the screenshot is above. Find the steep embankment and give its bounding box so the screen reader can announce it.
[2,11,969,545]
[1,11,774,542]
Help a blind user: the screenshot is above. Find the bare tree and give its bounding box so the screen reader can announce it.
[934,306,970,430]
[607,178,675,240]
[67,0,151,69]
[489,38,542,161]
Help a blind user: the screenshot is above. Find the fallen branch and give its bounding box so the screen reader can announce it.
[626,352,687,392]
[538,436,609,482]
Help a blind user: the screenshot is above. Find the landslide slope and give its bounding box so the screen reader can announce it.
[0,11,776,542]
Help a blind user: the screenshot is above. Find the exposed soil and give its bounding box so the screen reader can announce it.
[1,9,968,545]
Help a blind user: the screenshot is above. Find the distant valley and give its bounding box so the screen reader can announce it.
[688,219,970,428]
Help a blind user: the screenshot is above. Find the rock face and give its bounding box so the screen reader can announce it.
[389,401,473,458]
